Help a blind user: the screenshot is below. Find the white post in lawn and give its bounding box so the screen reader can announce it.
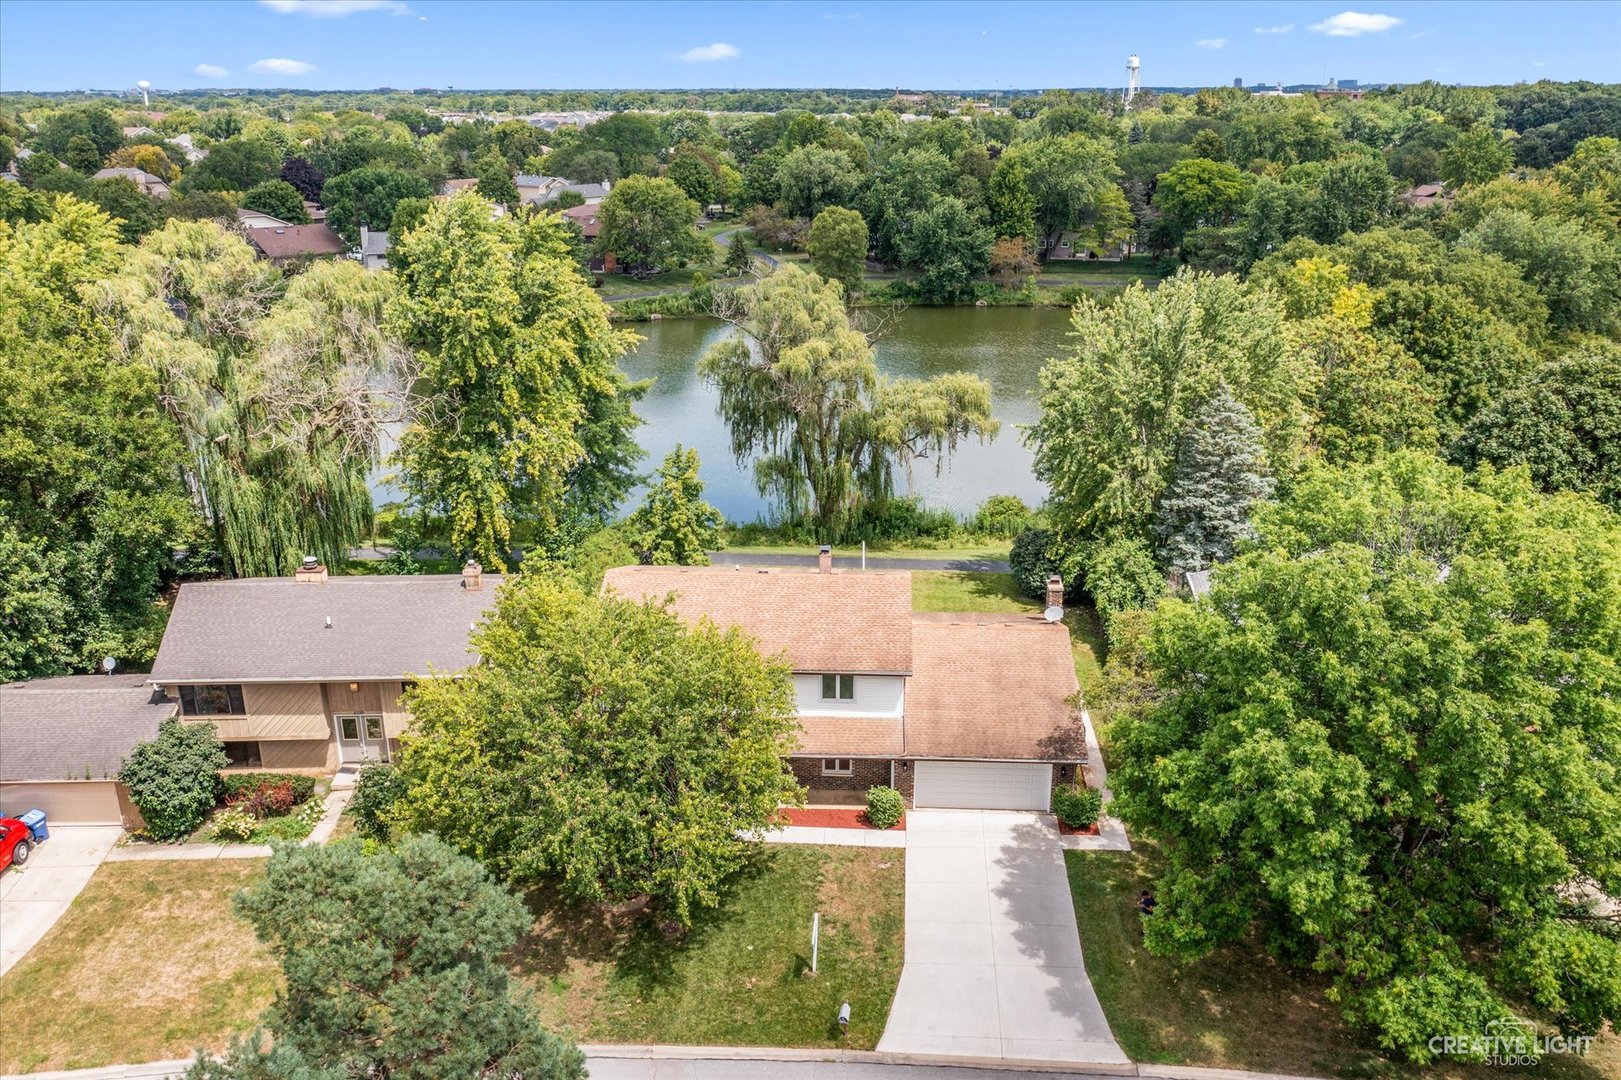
[861,541,866,571]
[811,911,821,973]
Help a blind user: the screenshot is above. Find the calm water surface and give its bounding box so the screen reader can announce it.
[620,306,1071,522]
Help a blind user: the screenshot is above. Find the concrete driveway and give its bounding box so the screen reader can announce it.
[877,810,1127,1064]
[0,826,121,976]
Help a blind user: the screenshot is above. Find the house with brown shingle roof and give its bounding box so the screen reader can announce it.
[600,557,1085,810]
[244,223,348,264]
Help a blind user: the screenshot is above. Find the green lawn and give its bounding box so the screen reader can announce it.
[515,845,904,1049]
[1036,254,1163,277]
[1068,846,1621,1079]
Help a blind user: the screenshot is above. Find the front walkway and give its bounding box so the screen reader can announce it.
[878,810,1128,1065]
[0,826,121,976]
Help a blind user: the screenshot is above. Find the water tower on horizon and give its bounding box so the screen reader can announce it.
[1125,54,1141,107]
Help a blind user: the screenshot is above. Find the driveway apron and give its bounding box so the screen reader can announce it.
[0,825,121,976]
[878,810,1127,1064]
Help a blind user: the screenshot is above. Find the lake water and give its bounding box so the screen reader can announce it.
[619,306,1071,523]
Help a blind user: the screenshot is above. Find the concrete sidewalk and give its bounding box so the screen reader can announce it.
[750,824,907,848]
[879,811,1127,1064]
[0,826,120,976]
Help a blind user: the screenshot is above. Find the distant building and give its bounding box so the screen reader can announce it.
[1233,77,1243,88]
[237,208,293,229]
[358,225,391,271]
[1400,182,1451,209]
[92,167,171,198]
[246,224,348,265]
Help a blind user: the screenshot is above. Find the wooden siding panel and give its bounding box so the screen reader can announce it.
[242,683,328,739]
[0,781,124,826]
[259,740,334,770]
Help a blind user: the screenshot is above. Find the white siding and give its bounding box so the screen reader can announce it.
[913,761,1052,811]
[793,674,905,718]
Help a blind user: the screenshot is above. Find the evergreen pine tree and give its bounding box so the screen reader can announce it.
[628,445,724,565]
[723,232,753,276]
[1152,382,1274,572]
[1128,120,1146,145]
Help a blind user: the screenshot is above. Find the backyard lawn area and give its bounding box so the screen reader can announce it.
[1068,846,1621,1080]
[911,570,1106,692]
[723,539,1013,563]
[515,844,904,1049]
[0,860,278,1075]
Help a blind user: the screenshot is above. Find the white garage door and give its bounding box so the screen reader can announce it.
[913,761,1052,811]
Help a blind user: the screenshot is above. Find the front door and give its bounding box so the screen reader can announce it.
[335,714,387,764]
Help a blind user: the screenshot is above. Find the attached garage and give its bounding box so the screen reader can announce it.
[0,781,129,827]
[913,760,1053,811]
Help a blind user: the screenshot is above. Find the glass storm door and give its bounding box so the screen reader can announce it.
[335,714,387,763]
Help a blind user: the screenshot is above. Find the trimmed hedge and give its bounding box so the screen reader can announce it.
[219,771,317,806]
[119,717,229,840]
[1052,784,1104,829]
[351,762,404,842]
[865,785,905,830]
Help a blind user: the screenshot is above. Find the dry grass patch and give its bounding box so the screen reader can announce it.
[0,860,277,1075]
[512,844,904,1049]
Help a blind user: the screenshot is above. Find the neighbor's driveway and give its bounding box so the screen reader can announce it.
[877,810,1127,1064]
[0,825,121,976]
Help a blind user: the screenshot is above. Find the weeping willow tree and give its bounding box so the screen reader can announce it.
[98,221,409,577]
[702,263,998,539]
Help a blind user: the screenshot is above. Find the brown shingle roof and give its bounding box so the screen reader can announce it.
[151,574,502,684]
[600,565,913,674]
[905,614,1083,761]
[563,202,600,238]
[796,715,905,756]
[0,675,176,782]
[246,224,347,260]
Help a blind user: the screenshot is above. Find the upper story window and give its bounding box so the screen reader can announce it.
[179,684,246,716]
[820,674,855,701]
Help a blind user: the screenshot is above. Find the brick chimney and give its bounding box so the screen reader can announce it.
[294,556,327,584]
[818,545,833,575]
[462,559,483,590]
[1046,574,1065,611]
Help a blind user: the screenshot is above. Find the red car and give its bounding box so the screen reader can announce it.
[0,818,33,872]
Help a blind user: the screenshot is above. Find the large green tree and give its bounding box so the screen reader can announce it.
[320,166,433,246]
[1111,452,1621,1063]
[897,194,992,304]
[805,205,868,297]
[775,144,859,219]
[388,195,642,568]
[1003,134,1132,256]
[1151,382,1273,572]
[0,195,194,672]
[241,179,310,224]
[595,174,707,278]
[1030,271,1312,539]
[985,155,1038,243]
[102,221,407,577]
[702,263,997,537]
[627,444,723,565]
[1452,342,1621,509]
[1151,158,1253,246]
[189,836,584,1080]
[394,572,802,925]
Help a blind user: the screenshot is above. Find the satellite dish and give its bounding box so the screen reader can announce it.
[1043,605,1064,623]
[100,656,118,674]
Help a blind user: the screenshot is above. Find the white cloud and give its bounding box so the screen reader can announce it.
[1195,37,1228,50]
[1254,23,1294,34]
[193,63,228,78]
[1532,60,1546,67]
[259,0,409,16]
[671,42,740,63]
[1310,11,1403,36]
[249,57,317,76]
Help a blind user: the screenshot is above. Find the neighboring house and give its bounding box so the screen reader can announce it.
[0,675,174,826]
[561,203,616,273]
[237,207,293,229]
[359,224,391,270]
[600,558,1086,811]
[122,125,155,138]
[149,560,501,771]
[166,133,208,164]
[440,177,479,196]
[92,167,171,198]
[514,174,611,206]
[1041,232,1130,261]
[1401,182,1450,209]
[245,223,348,264]
[304,200,328,223]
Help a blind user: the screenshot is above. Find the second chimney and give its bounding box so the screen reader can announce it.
[1046,574,1065,611]
[462,559,483,590]
[818,545,833,575]
[295,556,327,584]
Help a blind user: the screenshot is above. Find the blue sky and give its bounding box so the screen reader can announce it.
[2,1,1616,93]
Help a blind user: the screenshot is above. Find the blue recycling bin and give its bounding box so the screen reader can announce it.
[19,809,47,843]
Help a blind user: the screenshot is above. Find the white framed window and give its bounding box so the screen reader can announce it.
[820,674,855,701]
[821,758,853,776]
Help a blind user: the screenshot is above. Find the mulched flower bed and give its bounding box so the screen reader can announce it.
[778,806,905,831]
[1057,820,1102,836]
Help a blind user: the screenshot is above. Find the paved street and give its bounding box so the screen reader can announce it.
[879,811,1127,1064]
[0,826,120,976]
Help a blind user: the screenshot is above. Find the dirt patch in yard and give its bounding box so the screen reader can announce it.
[779,806,904,830]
